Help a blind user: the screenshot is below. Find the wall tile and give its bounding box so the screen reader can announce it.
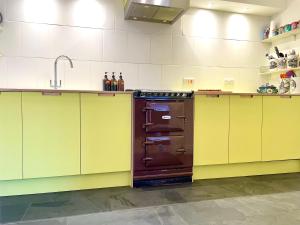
[236,68,261,93]
[0,21,21,56]
[21,22,52,58]
[127,32,150,64]
[194,38,224,67]
[5,57,52,89]
[161,65,186,90]
[6,0,114,29]
[0,57,7,88]
[221,40,267,67]
[172,35,198,65]
[138,64,162,90]
[51,25,102,61]
[103,30,128,62]
[150,34,172,65]
[63,60,91,90]
[115,63,139,90]
[182,9,224,39]
[182,8,270,42]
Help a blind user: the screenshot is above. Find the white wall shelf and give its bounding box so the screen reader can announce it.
[262,28,300,43]
[260,67,300,75]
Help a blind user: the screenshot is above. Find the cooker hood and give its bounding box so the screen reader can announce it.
[124,0,190,24]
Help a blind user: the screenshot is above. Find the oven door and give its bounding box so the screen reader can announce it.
[144,101,185,132]
[143,136,187,168]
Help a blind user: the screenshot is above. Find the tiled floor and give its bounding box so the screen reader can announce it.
[1,173,300,225]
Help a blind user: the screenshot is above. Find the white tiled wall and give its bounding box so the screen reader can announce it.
[0,0,270,92]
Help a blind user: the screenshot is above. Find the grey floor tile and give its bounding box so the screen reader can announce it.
[0,203,29,224]
[155,206,188,225]
[21,195,98,221]
[171,200,246,225]
[67,208,162,225]
[16,218,67,225]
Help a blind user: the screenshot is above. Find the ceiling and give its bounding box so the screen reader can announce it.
[190,0,287,16]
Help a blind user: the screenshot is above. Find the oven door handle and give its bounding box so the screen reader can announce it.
[143,107,154,112]
[176,148,186,153]
[176,116,186,119]
[143,123,154,128]
[143,157,153,162]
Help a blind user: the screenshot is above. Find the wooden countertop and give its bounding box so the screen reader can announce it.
[0,88,133,95]
[195,91,300,97]
[0,88,300,97]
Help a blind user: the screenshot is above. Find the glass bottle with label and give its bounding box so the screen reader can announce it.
[117,72,125,91]
[111,72,118,91]
[103,72,111,91]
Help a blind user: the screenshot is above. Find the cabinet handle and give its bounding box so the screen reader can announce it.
[143,157,153,162]
[98,93,115,97]
[206,94,220,98]
[240,95,254,98]
[280,95,292,98]
[42,92,62,96]
[176,148,186,153]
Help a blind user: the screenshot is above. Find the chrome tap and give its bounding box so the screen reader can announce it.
[50,55,74,89]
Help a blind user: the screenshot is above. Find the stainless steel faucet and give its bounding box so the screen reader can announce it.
[50,55,74,89]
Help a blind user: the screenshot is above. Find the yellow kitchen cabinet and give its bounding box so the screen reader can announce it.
[0,92,22,180]
[229,95,262,163]
[262,96,300,161]
[22,92,80,179]
[194,95,230,166]
[81,93,131,174]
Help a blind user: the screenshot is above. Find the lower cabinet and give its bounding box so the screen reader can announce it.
[22,92,80,179]
[194,95,230,166]
[262,96,300,161]
[0,92,22,180]
[81,93,131,174]
[229,95,262,163]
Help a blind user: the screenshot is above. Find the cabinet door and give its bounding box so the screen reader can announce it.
[262,96,300,161]
[194,95,229,166]
[23,92,80,179]
[81,94,131,174]
[0,92,22,180]
[229,95,262,163]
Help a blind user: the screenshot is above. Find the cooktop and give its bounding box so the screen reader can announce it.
[132,90,194,99]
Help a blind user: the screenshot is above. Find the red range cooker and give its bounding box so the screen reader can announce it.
[133,90,194,187]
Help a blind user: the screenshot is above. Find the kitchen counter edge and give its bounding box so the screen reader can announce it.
[195,92,300,96]
[0,89,133,95]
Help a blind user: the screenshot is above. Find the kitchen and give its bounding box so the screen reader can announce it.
[1,0,300,224]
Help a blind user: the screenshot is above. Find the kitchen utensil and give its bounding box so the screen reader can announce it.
[291,21,299,30]
[278,26,285,34]
[284,24,292,32]
[278,57,287,69]
[290,77,300,93]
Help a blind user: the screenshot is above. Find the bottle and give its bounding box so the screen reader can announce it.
[103,72,111,91]
[111,72,118,91]
[117,72,124,91]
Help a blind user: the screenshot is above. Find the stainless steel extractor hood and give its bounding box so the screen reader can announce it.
[124,0,189,24]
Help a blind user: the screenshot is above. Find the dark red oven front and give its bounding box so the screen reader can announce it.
[133,92,194,187]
